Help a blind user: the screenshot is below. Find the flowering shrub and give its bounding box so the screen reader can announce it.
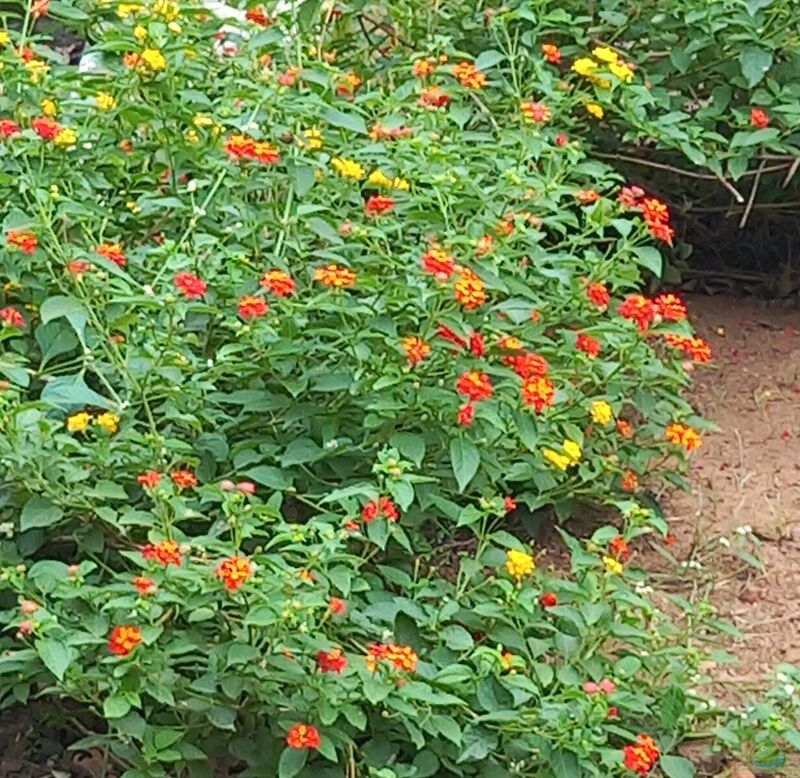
[0,0,750,775]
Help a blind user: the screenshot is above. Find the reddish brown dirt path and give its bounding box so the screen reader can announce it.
[657,294,800,681]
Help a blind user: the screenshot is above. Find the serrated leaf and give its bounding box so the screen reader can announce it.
[35,638,74,681]
[20,496,63,531]
[103,695,131,718]
[278,747,307,778]
[659,755,695,778]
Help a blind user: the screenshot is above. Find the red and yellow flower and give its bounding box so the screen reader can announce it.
[215,556,253,592]
[108,625,142,656]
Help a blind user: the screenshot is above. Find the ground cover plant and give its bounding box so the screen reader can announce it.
[0,0,797,776]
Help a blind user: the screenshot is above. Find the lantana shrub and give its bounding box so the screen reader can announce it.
[0,0,729,776]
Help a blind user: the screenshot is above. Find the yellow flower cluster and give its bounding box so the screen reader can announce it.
[25,59,49,83]
[367,169,410,191]
[543,440,581,471]
[590,400,613,426]
[573,47,634,87]
[96,92,117,110]
[505,549,535,582]
[53,128,77,146]
[603,555,623,575]
[141,48,166,71]
[300,128,323,150]
[66,411,120,434]
[41,99,57,117]
[331,157,364,179]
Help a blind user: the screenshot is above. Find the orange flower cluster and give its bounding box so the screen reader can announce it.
[456,370,493,401]
[520,100,551,124]
[244,5,270,25]
[171,469,198,488]
[141,539,182,566]
[663,333,712,362]
[622,734,660,775]
[412,58,435,77]
[238,295,268,318]
[751,107,768,128]
[336,71,361,96]
[365,194,395,217]
[108,625,142,656]
[366,643,418,672]
[507,352,548,379]
[215,556,253,591]
[369,124,413,141]
[621,469,639,492]
[0,119,21,138]
[402,336,430,365]
[665,423,702,452]
[97,242,126,267]
[361,497,399,523]
[314,263,356,288]
[653,293,687,321]
[286,723,320,750]
[541,43,561,63]
[453,268,486,309]
[137,470,160,488]
[452,61,486,89]
[521,375,555,412]
[6,230,37,254]
[260,269,295,297]
[31,116,60,140]
[618,185,674,245]
[609,535,631,561]
[316,648,347,673]
[224,134,280,165]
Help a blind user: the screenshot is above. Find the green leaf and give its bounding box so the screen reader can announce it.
[633,246,663,277]
[474,50,505,71]
[103,695,132,719]
[739,46,773,87]
[242,465,291,490]
[322,107,367,135]
[614,655,642,678]
[551,749,579,778]
[449,437,480,492]
[745,0,774,13]
[40,374,114,410]
[206,706,236,730]
[659,755,695,778]
[46,0,90,20]
[281,437,324,467]
[40,295,84,324]
[293,163,316,197]
[20,496,63,531]
[441,625,474,651]
[35,638,74,681]
[730,128,780,148]
[278,747,308,778]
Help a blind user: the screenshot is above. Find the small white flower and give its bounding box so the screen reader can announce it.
[143,284,154,296]
[785,684,796,696]
[0,522,14,538]
[777,672,788,682]
[192,206,206,217]
[186,179,198,193]
[325,439,338,449]
[206,359,214,368]
[82,142,93,150]
[718,536,731,547]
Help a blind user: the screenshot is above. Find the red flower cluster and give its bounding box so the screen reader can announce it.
[1,307,24,328]
[365,194,395,217]
[31,116,60,140]
[6,230,37,253]
[575,332,600,357]
[621,469,639,492]
[141,539,183,566]
[224,134,280,164]
[328,597,346,615]
[617,294,655,331]
[316,648,347,673]
[663,333,712,362]
[286,723,320,750]
[245,5,270,25]
[108,625,142,656]
[750,107,769,128]
[215,556,253,591]
[421,246,455,279]
[520,101,551,124]
[369,124,413,141]
[419,85,450,109]
[402,336,430,365]
[0,119,21,138]
[455,370,493,401]
[174,272,206,299]
[622,734,660,775]
[539,592,557,607]
[618,186,674,244]
[586,282,610,309]
[260,269,295,297]
[366,643,418,672]
[653,293,687,321]
[609,535,631,561]
[507,352,548,379]
[361,497,399,523]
